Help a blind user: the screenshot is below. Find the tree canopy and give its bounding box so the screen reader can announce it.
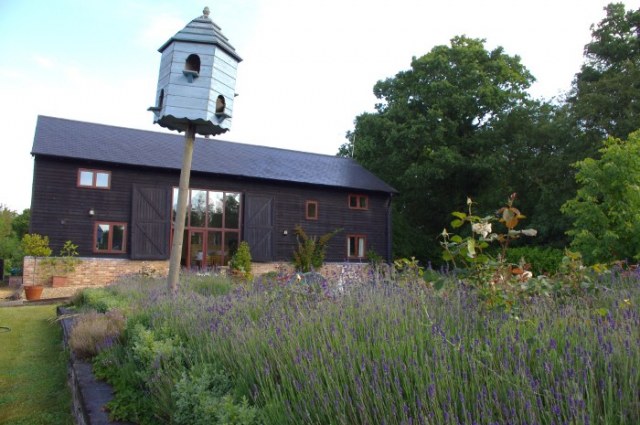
[339,36,564,261]
[569,3,640,139]
[0,206,30,274]
[561,131,640,264]
[340,4,640,264]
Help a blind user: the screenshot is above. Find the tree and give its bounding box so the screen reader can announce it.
[0,206,22,274]
[339,36,536,261]
[561,131,640,264]
[12,209,30,240]
[568,3,640,140]
[479,102,586,247]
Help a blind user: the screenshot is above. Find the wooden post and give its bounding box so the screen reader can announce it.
[167,123,196,293]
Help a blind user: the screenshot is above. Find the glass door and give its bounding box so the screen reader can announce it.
[189,230,204,271]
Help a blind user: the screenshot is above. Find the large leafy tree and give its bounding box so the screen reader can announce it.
[561,131,640,264]
[569,3,640,140]
[478,102,583,247]
[339,36,536,261]
[0,206,29,274]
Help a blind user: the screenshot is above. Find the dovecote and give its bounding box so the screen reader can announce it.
[148,7,242,136]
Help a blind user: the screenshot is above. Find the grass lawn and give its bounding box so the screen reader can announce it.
[0,304,73,425]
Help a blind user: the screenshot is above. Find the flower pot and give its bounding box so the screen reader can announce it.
[51,275,68,288]
[24,285,44,301]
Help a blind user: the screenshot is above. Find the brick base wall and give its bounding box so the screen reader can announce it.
[250,261,386,283]
[22,256,170,288]
[20,257,384,299]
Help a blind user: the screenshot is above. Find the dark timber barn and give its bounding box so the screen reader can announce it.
[29,116,396,272]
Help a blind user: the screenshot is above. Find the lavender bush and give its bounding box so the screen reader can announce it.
[81,268,640,424]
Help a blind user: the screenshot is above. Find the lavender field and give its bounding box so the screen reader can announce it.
[76,269,640,424]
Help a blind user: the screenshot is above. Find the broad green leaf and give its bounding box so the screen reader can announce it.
[451,219,464,228]
[451,211,467,220]
[451,235,463,243]
[467,239,476,258]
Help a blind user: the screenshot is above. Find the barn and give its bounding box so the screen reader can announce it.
[28,115,396,278]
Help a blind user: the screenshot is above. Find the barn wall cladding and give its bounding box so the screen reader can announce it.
[29,116,397,271]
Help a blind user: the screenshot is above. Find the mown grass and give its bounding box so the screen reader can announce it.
[0,304,73,425]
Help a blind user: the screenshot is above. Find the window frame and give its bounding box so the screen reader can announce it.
[171,187,242,267]
[347,234,367,259]
[93,221,127,254]
[305,200,319,220]
[77,168,111,190]
[348,194,368,210]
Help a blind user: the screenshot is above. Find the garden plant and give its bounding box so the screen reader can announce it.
[65,254,640,424]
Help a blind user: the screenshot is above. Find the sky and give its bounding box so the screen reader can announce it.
[0,0,637,212]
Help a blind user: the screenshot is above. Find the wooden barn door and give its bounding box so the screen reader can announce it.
[244,194,274,262]
[131,185,171,260]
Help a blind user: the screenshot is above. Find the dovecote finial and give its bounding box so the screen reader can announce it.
[203,6,210,17]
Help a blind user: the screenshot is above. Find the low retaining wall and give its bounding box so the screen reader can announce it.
[58,307,132,425]
[22,257,170,288]
[21,257,383,299]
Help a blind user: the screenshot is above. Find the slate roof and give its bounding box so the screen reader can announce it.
[31,116,397,194]
[157,8,242,62]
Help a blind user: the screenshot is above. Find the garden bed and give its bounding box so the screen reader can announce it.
[61,269,640,424]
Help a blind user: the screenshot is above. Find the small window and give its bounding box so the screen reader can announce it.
[94,222,127,253]
[305,201,318,220]
[78,169,111,189]
[348,194,368,210]
[347,235,366,258]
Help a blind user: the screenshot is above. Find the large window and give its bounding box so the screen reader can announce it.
[94,222,126,253]
[347,235,366,259]
[78,169,111,189]
[172,188,241,268]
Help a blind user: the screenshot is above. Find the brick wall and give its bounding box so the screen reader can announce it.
[22,257,383,290]
[22,256,170,288]
[250,261,387,283]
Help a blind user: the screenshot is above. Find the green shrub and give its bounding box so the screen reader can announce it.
[184,274,233,297]
[69,310,126,359]
[173,366,259,425]
[43,240,81,276]
[292,226,340,272]
[75,287,130,312]
[229,241,252,279]
[503,246,564,276]
[93,322,186,424]
[21,233,52,285]
[93,344,156,425]
[20,233,52,258]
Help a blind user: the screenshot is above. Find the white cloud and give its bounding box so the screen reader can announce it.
[32,55,55,69]
[136,14,185,49]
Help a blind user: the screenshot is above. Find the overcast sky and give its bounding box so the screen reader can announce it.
[0,0,636,212]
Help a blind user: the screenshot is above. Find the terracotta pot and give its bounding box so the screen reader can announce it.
[24,285,44,301]
[51,276,68,288]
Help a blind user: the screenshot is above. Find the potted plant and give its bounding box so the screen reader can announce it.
[20,233,52,300]
[46,240,80,287]
[228,241,252,281]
